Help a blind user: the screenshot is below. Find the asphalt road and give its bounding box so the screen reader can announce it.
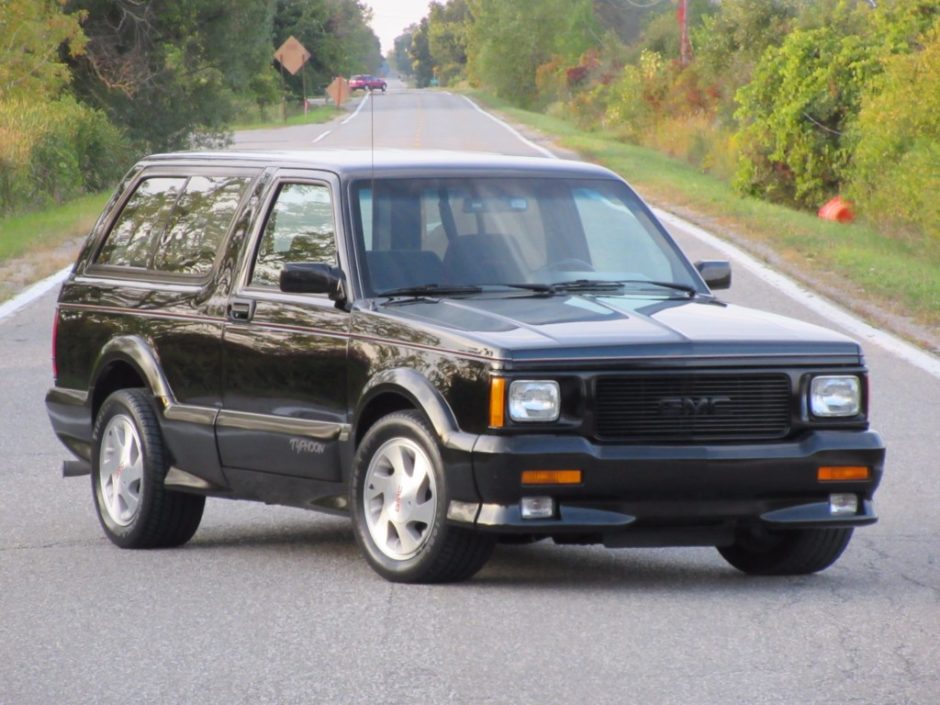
[2,86,938,705]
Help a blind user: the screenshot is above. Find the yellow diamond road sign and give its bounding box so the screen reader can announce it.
[274,36,310,76]
[326,77,350,107]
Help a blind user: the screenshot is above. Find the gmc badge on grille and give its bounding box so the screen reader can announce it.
[658,396,731,416]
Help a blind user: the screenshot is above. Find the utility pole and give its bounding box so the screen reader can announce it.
[678,0,692,66]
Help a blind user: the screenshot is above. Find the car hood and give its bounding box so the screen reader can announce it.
[375,293,860,365]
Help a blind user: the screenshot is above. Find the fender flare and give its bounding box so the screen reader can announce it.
[354,368,475,451]
[91,335,176,409]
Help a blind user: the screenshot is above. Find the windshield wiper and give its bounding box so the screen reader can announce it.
[504,280,625,294]
[615,280,698,297]
[552,279,628,292]
[504,282,555,293]
[505,279,699,297]
[377,284,483,299]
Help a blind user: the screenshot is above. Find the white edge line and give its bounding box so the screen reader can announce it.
[0,265,70,323]
[312,129,332,144]
[341,93,370,125]
[653,207,940,380]
[462,96,557,159]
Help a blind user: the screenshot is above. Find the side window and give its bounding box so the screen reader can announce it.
[153,176,249,276]
[96,177,186,268]
[250,182,336,288]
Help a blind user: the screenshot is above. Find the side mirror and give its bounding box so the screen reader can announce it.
[280,263,348,305]
[695,260,731,290]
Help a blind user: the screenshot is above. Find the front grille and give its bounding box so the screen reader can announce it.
[594,374,792,441]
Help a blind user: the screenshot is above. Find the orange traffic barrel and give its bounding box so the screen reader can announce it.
[819,196,854,223]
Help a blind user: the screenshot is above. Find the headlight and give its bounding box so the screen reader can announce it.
[509,380,560,422]
[810,376,861,417]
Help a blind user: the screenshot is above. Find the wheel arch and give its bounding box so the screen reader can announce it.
[90,336,174,421]
[353,368,461,449]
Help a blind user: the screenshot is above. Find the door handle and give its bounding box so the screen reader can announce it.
[228,299,255,322]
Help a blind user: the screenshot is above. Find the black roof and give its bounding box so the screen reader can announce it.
[139,149,619,181]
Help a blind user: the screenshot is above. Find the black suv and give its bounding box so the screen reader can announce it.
[46,150,885,583]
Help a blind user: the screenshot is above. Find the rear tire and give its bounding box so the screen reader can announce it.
[718,527,854,575]
[350,410,494,583]
[92,389,205,548]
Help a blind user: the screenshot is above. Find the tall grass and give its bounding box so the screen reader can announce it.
[0,192,108,263]
[0,97,129,216]
[230,102,344,131]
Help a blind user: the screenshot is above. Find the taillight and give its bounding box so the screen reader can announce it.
[51,308,59,380]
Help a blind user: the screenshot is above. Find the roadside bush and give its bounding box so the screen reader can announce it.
[603,51,670,139]
[534,56,569,109]
[847,24,940,244]
[0,96,130,215]
[733,25,880,209]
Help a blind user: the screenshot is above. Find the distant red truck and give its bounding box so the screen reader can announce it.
[349,74,387,92]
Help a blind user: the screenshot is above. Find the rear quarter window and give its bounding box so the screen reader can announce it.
[94,174,250,277]
[96,177,186,269]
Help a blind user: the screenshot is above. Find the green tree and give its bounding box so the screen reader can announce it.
[466,0,598,107]
[391,29,415,77]
[733,5,881,207]
[273,0,381,99]
[427,0,472,86]
[848,22,940,242]
[0,0,86,100]
[733,0,940,208]
[693,0,801,118]
[591,0,660,45]
[67,0,275,151]
[410,17,435,88]
[633,0,715,65]
[0,1,129,215]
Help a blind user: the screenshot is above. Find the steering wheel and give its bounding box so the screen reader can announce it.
[539,258,596,272]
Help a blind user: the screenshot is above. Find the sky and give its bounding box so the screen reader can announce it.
[364,0,434,55]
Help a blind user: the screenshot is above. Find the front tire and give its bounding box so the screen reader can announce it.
[92,389,205,548]
[718,527,854,575]
[350,411,494,583]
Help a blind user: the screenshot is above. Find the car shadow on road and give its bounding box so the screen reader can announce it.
[181,518,858,594]
[186,513,357,556]
[472,542,854,595]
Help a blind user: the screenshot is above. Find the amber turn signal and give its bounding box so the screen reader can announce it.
[818,466,869,482]
[489,377,506,428]
[521,469,583,486]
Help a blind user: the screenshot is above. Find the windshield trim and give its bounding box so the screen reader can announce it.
[347,175,706,299]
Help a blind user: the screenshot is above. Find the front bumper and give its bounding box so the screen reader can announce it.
[448,430,884,543]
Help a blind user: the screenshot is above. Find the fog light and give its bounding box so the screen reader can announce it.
[520,496,555,520]
[829,493,858,516]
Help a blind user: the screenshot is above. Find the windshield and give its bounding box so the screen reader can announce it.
[351,177,701,296]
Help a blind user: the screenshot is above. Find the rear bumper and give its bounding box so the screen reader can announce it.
[449,430,884,541]
[45,387,92,461]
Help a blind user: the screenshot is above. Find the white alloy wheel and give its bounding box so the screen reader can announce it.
[97,413,144,526]
[363,437,437,560]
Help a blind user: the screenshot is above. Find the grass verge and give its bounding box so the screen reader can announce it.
[471,91,940,335]
[230,103,344,131]
[0,193,110,301]
[0,192,109,302]
[0,192,108,262]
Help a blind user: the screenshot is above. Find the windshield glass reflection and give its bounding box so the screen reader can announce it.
[351,177,698,296]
